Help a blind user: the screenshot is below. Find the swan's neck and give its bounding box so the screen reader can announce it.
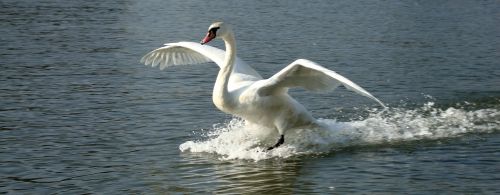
[213,33,236,111]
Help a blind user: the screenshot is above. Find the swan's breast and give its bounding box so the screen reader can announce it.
[235,92,287,124]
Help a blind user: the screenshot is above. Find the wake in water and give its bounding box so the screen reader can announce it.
[179,101,500,161]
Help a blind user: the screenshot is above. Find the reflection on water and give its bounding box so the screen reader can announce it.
[179,153,303,194]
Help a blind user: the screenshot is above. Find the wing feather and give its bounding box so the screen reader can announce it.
[158,52,165,68]
[141,42,262,81]
[258,59,386,107]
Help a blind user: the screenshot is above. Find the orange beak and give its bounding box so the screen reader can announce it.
[200,31,216,45]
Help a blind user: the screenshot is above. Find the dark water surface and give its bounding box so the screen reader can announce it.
[1,0,499,194]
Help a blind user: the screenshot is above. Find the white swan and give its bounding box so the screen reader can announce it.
[141,22,385,150]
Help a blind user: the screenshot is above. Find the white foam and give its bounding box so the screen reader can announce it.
[179,102,500,161]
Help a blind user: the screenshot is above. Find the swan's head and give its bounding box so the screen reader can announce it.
[200,22,231,45]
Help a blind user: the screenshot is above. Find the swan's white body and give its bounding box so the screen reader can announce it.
[141,22,385,149]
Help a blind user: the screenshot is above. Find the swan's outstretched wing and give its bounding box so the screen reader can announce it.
[258,59,386,107]
[140,41,262,80]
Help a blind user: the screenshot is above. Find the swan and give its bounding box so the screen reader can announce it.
[141,22,385,150]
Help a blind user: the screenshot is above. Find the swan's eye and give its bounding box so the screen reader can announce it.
[209,27,220,34]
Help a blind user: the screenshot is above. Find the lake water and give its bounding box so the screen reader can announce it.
[1,0,499,194]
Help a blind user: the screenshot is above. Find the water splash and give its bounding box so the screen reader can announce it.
[179,102,500,161]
